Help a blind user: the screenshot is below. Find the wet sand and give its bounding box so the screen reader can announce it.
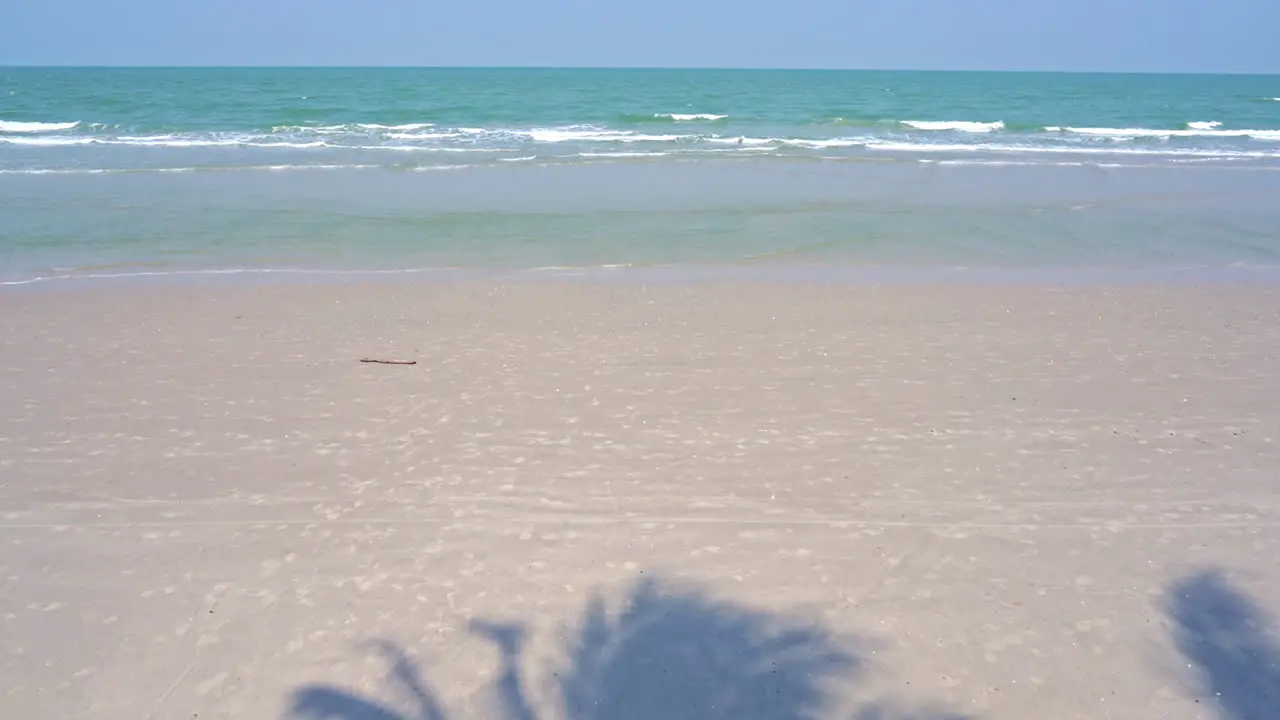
[2,282,1278,720]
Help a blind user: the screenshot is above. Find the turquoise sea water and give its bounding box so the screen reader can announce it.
[3,68,1280,284]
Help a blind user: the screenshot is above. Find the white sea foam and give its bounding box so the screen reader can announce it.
[704,136,862,149]
[867,139,1280,158]
[783,138,865,148]
[0,120,81,133]
[357,122,434,130]
[706,136,775,146]
[0,268,352,288]
[356,145,503,153]
[577,151,672,158]
[359,144,440,152]
[680,146,774,154]
[0,167,112,174]
[3,132,355,148]
[9,117,1278,168]
[0,163,382,175]
[273,125,349,135]
[901,120,1005,132]
[600,131,685,143]
[260,164,379,171]
[0,265,634,288]
[113,136,328,149]
[1056,126,1280,140]
[524,128,613,142]
[525,128,684,143]
[249,141,328,149]
[656,113,728,121]
[275,123,435,133]
[114,134,217,146]
[0,135,96,146]
[929,159,1089,167]
[0,264,802,288]
[384,131,463,140]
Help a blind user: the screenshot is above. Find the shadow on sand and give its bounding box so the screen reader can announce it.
[1165,569,1280,720]
[288,567,1280,719]
[288,574,968,720]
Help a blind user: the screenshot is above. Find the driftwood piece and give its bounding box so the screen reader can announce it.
[360,358,417,365]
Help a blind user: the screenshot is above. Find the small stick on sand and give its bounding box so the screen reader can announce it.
[360,358,417,365]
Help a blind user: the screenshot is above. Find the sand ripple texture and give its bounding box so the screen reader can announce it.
[2,283,1278,720]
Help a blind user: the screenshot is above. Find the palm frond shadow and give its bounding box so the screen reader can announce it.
[552,576,856,720]
[1165,569,1280,720]
[290,640,448,720]
[289,574,967,720]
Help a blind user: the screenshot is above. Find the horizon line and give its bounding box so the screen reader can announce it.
[2,64,1278,76]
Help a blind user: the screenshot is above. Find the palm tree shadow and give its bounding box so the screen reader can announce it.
[291,640,447,720]
[551,576,857,720]
[288,574,966,720]
[1165,569,1280,720]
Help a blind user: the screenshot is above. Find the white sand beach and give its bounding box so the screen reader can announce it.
[2,282,1278,719]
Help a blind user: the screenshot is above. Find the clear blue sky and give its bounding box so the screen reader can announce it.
[3,0,1278,73]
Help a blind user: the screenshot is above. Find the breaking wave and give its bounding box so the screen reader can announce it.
[0,120,81,133]
[4,115,1280,170]
[901,120,1005,132]
[655,113,728,121]
[1045,126,1280,141]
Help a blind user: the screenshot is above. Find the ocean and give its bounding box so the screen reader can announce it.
[3,67,1279,285]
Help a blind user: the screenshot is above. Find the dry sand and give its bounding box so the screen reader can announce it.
[2,282,1278,720]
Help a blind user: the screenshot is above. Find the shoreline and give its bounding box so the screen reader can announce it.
[6,260,1280,292]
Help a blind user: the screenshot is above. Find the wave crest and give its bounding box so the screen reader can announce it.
[1052,126,1280,141]
[525,127,687,143]
[901,120,1005,133]
[656,113,727,121]
[0,120,81,133]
